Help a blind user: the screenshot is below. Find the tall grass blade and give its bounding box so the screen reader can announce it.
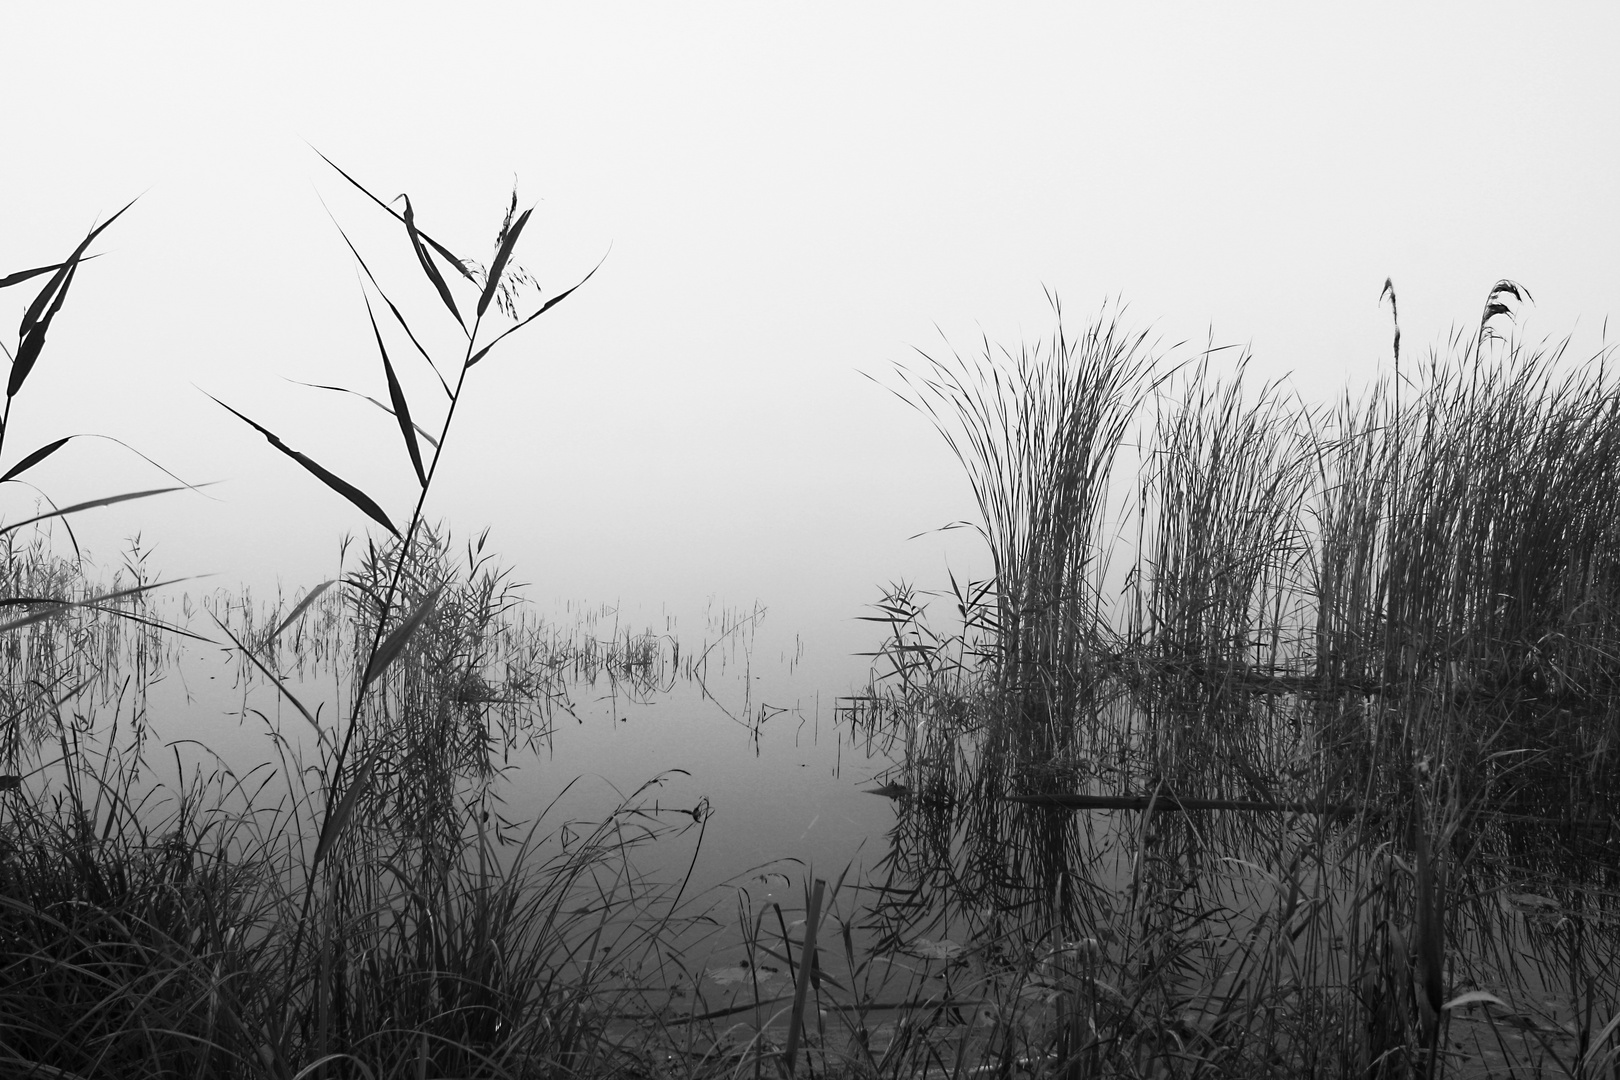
[207,394,400,537]
[365,294,428,487]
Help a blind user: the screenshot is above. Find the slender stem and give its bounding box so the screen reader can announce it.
[281,279,494,1029]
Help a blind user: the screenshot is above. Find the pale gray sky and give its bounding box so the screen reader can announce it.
[5,3,1617,690]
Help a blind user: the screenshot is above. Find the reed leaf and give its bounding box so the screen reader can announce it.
[0,484,189,536]
[477,206,531,319]
[16,197,134,342]
[399,194,465,332]
[0,435,71,483]
[323,217,453,398]
[0,259,79,291]
[0,576,201,636]
[9,199,136,401]
[365,293,428,487]
[358,584,443,694]
[285,379,441,449]
[9,258,78,399]
[465,254,606,369]
[311,148,476,283]
[311,743,381,869]
[208,394,400,537]
[266,578,336,644]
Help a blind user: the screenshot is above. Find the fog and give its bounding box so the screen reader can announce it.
[4,3,1617,696]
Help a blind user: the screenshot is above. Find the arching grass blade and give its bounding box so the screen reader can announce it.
[208,393,400,538]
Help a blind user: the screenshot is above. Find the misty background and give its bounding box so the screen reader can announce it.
[4,4,1617,698]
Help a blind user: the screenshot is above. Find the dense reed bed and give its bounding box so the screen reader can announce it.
[846,291,1620,1077]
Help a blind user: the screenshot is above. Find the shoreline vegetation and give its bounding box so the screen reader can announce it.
[3,170,1617,1079]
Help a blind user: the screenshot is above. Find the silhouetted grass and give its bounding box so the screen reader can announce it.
[846,287,1620,1077]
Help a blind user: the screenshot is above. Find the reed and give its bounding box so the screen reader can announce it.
[847,287,1620,1077]
[0,163,723,1080]
[869,298,1158,945]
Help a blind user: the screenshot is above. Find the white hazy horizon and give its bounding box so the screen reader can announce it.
[4,4,1617,694]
